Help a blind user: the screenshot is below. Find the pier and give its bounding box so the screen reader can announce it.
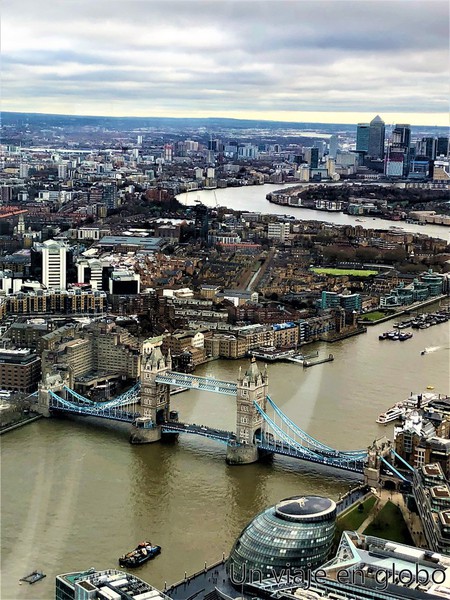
[303,353,334,368]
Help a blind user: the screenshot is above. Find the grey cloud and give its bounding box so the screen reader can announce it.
[2,0,448,118]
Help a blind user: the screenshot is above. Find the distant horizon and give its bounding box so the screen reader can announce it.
[3,1,448,129]
[2,110,448,130]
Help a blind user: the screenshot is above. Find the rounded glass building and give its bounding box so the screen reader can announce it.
[227,495,336,584]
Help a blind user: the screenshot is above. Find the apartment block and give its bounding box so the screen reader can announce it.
[413,463,450,554]
[0,348,41,393]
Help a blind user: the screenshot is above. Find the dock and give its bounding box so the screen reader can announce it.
[286,350,319,364]
[303,354,334,368]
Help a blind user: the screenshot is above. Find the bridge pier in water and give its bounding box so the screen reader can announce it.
[35,345,370,476]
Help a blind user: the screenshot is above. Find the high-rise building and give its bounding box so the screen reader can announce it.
[310,147,319,168]
[356,123,370,153]
[388,124,411,176]
[385,152,406,177]
[416,137,437,160]
[367,115,385,159]
[19,163,29,178]
[57,163,68,179]
[391,124,411,152]
[41,239,68,289]
[102,182,118,209]
[163,144,173,162]
[328,135,338,158]
[437,136,449,157]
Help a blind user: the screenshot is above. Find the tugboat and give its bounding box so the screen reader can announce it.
[119,541,161,568]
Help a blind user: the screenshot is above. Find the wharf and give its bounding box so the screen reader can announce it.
[251,349,319,363]
[303,354,334,368]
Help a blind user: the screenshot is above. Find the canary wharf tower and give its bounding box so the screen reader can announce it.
[367,115,386,159]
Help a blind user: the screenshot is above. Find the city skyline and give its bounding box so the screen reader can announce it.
[2,0,449,126]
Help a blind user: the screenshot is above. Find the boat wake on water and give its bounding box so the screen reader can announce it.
[421,346,447,355]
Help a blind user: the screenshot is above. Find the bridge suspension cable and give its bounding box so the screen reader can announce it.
[254,400,367,472]
[49,391,140,422]
[266,396,367,458]
[62,382,141,409]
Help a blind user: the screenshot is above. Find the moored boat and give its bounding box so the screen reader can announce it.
[119,541,161,568]
[399,332,413,341]
[377,391,440,425]
[376,403,406,424]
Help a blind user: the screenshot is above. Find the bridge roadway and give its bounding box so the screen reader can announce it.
[155,372,237,396]
[161,424,364,473]
[256,441,365,473]
[161,422,235,443]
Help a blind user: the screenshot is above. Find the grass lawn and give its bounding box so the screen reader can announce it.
[360,311,388,321]
[363,501,413,545]
[312,268,378,277]
[336,496,377,534]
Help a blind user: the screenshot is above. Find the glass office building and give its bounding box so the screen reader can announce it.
[227,495,336,584]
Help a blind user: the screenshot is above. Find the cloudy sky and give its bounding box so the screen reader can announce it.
[2,0,449,125]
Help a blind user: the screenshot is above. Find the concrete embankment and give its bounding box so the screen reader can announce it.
[0,414,43,435]
[320,326,367,342]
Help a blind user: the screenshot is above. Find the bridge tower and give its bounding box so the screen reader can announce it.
[226,357,269,465]
[129,345,172,444]
[36,372,68,417]
[364,437,393,488]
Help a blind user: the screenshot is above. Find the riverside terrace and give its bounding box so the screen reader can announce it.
[164,532,450,600]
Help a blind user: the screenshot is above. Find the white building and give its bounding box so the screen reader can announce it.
[267,222,290,241]
[19,163,29,178]
[77,258,110,290]
[41,239,68,289]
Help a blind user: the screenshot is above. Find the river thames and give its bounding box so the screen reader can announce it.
[2,312,449,599]
[177,184,449,242]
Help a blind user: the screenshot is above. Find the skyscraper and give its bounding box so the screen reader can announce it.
[390,124,411,176]
[356,123,370,153]
[328,135,338,159]
[367,115,385,159]
[416,137,437,160]
[391,124,411,152]
[41,239,68,289]
[437,137,449,157]
[310,147,319,168]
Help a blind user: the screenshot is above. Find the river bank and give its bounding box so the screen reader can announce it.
[177,185,449,241]
[358,295,448,326]
[0,413,43,435]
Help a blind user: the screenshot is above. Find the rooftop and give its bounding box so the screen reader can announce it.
[275,496,336,521]
[430,485,450,500]
[96,236,164,250]
[58,568,171,600]
[423,463,444,478]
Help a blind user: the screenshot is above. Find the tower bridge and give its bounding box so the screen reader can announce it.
[36,345,369,475]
